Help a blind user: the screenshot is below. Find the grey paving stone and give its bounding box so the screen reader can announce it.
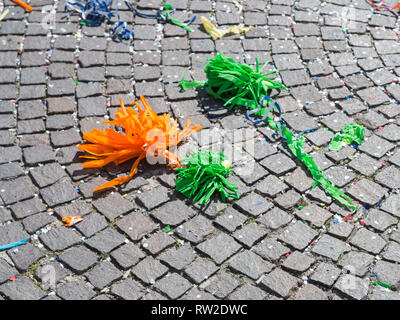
[260,268,299,298]
[279,221,318,250]
[350,228,386,254]
[310,262,341,287]
[22,212,55,234]
[347,178,386,206]
[175,214,214,244]
[328,220,354,240]
[0,176,34,205]
[30,163,66,188]
[274,190,302,210]
[205,272,241,299]
[375,165,400,190]
[348,153,382,176]
[74,213,108,238]
[7,243,44,272]
[0,276,45,300]
[381,194,400,218]
[155,273,192,299]
[131,256,169,285]
[233,222,267,248]
[59,245,99,274]
[0,146,22,164]
[282,250,315,273]
[136,185,171,210]
[116,212,157,241]
[93,192,134,220]
[371,287,400,300]
[229,250,273,280]
[294,284,328,300]
[0,258,18,285]
[196,233,241,265]
[334,274,370,300]
[10,197,46,219]
[111,242,145,270]
[160,244,196,271]
[110,278,145,300]
[151,200,196,226]
[34,262,69,289]
[256,175,289,197]
[254,238,290,262]
[184,258,218,284]
[86,260,123,290]
[257,207,293,230]
[40,180,79,207]
[338,251,375,277]
[364,208,398,232]
[374,260,400,286]
[312,234,351,261]
[57,280,96,300]
[39,227,81,251]
[86,228,126,254]
[141,232,175,255]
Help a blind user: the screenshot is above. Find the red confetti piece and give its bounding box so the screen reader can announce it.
[342,213,352,222]
[10,276,16,281]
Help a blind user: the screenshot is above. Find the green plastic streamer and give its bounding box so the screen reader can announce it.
[175,150,239,205]
[164,4,193,32]
[180,53,357,211]
[180,53,288,114]
[267,117,357,211]
[328,123,365,151]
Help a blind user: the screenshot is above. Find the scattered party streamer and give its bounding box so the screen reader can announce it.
[373,281,391,289]
[180,53,287,112]
[201,16,253,40]
[367,0,400,13]
[0,9,9,22]
[132,2,196,32]
[180,54,357,211]
[65,0,134,41]
[0,237,29,251]
[11,0,32,12]
[78,96,201,192]
[328,123,365,151]
[175,150,239,205]
[250,97,357,211]
[62,216,83,227]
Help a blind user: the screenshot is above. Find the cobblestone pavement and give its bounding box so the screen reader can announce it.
[1,0,400,301]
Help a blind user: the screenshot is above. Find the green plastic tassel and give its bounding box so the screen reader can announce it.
[328,123,365,151]
[175,150,239,205]
[180,53,288,114]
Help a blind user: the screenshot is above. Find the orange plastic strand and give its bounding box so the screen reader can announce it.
[78,96,202,192]
[11,0,33,12]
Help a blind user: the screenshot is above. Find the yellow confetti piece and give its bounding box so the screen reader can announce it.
[232,0,243,13]
[0,9,10,23]
[201,16,253,40]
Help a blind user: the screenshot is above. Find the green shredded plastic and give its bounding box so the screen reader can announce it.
[180,53,288,115]
[164,4,193,32]
[328,123,365,151]
[175,150,239,205]
[164,225,171,232]
[180,53,357,211]
[266,116,357,211]
[373,281,391,289]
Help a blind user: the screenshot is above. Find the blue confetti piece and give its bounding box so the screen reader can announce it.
[0,237,29,251]
[257,201,263,205]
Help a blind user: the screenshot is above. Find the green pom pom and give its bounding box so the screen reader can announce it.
[180,53,288,113]
[175,150,239,205]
